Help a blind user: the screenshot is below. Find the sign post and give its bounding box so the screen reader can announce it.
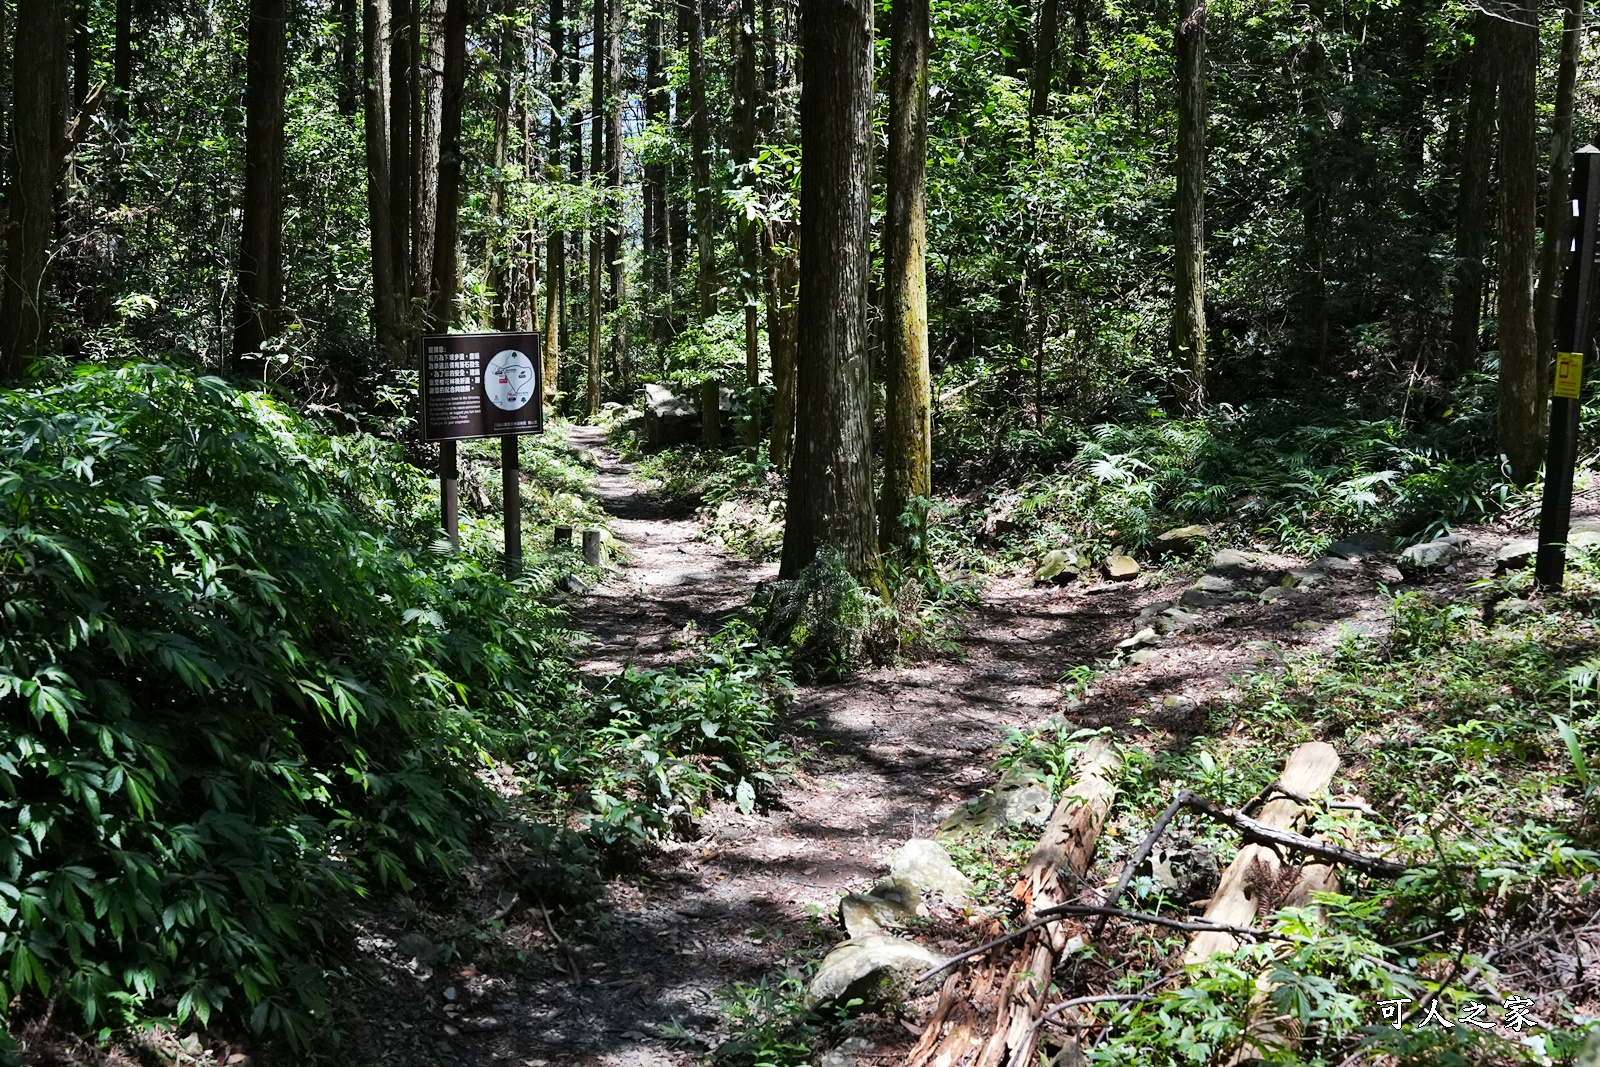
[421,331,544,575]
[1536,146,1600,591]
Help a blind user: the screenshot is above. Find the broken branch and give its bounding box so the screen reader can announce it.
[1177,790,1407,878]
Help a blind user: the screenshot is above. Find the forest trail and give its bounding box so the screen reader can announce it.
[347,429,1534,1067]
[537,425,1125,1065]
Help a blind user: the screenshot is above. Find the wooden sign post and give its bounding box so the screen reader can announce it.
[420,331,544,576]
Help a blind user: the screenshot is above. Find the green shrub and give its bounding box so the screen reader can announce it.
[753,548,874,679]
[0,364,572,1045]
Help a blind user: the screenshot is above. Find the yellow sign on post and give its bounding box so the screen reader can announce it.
[1555,351,1585,400]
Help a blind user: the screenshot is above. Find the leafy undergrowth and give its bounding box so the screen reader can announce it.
[0,365,795,1061]
[940,391,1549,573]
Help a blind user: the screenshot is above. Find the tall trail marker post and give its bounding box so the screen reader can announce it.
[421,331,544,576]
[1538,145,1600,590]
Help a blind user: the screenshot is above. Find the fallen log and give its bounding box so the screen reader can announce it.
[1224,795,1365,1066]
[908,737,1121,1067]
[1183,741,1339,965]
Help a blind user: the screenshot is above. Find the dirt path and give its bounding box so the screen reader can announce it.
[344,429,1534,1067]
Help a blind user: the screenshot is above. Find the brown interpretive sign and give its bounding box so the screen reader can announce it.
[421,331,544,442]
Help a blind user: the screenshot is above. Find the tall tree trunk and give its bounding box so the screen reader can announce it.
[780,0,880,587]
[487,28,513,330]
[587,0,605,415]
[738,0,760,444]
[767,222,799,471]
[389,0,415,318]
[1448,9,1497,375]
[415,0,446,301]
[605,0,627,385]
[231,0,287,373]
[336,0,360,116]
[1,0,66,381]
[1171,0,1205,410]
[73,0,90,111]
[1534,0,1583,367]
[1028,0,1059,141]
[109,0,132,209]
[1297,30,1328,371]
[1496,0,1542,485]
[364,0,406,366]
[544,0,564,398]
[880,0,930,558]
[644,6,669,351]
[686,0,716,318]
[424,0,465,332]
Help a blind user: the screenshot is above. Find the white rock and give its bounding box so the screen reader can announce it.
[887,839,973,903]
[805,934,946,1007]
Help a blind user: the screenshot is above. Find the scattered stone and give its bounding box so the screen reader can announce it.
[1375,562,1404,584]
[1496,538,1539,573]
[1127,648,1164,666]
[1104,552,1141,581]
[1291,620,1323,632]
[1325,533,1390,560]
[1194,574,1236,594]
[1309,555,1358,575]
[1571,520,1600,549]
[805,933,946,1008]
[1160,607,1206,631]
[836,892,913,939]
[1179,589,1230,609]
[1286,568,1326,588]
[1207,549,1287,584]
[557,573,591,595]
[1260,586,1294,603]
[179,1035,204,1056]
[396,932,441,963]
[820,1038,879,1067]
[1118,626,1160,650]
[1154,524,1211,554]
[1398,534,1469,573]
[1134,599,1179,624]
[937,763,1053,839]
[1035,548,1082,584]
[1144,831,1219,902]
[887,839,973,903]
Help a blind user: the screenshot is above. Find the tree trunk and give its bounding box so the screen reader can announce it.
[1068,0,1089,90]
[415,0,446,301]
[767,221,799,471]
[605,0,627,385]
[1496,0,1542,485]
[880,0,931,559]
[780,0,880,587]
[644,6,668,348]
[335,0,360,116]
[231,0,287,373]
[487,28,513,331]
[109,0,132,209]
[1297,31,1328,371]
[424,0,465,332]
[389,0,415,317]
[1171,0,1206,410]
[1534,0,1583,369]
[1,0,66,381]
[1448,10,1497,375]
[363,0,407,367]
[73,0,90,111]
[544,0,564,399]
[687,0,716,319]
[738,0,760,444]
[1028,0,1059,141]
[587,0,605,415]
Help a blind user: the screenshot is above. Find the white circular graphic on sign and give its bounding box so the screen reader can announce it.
[484,349,536,411]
